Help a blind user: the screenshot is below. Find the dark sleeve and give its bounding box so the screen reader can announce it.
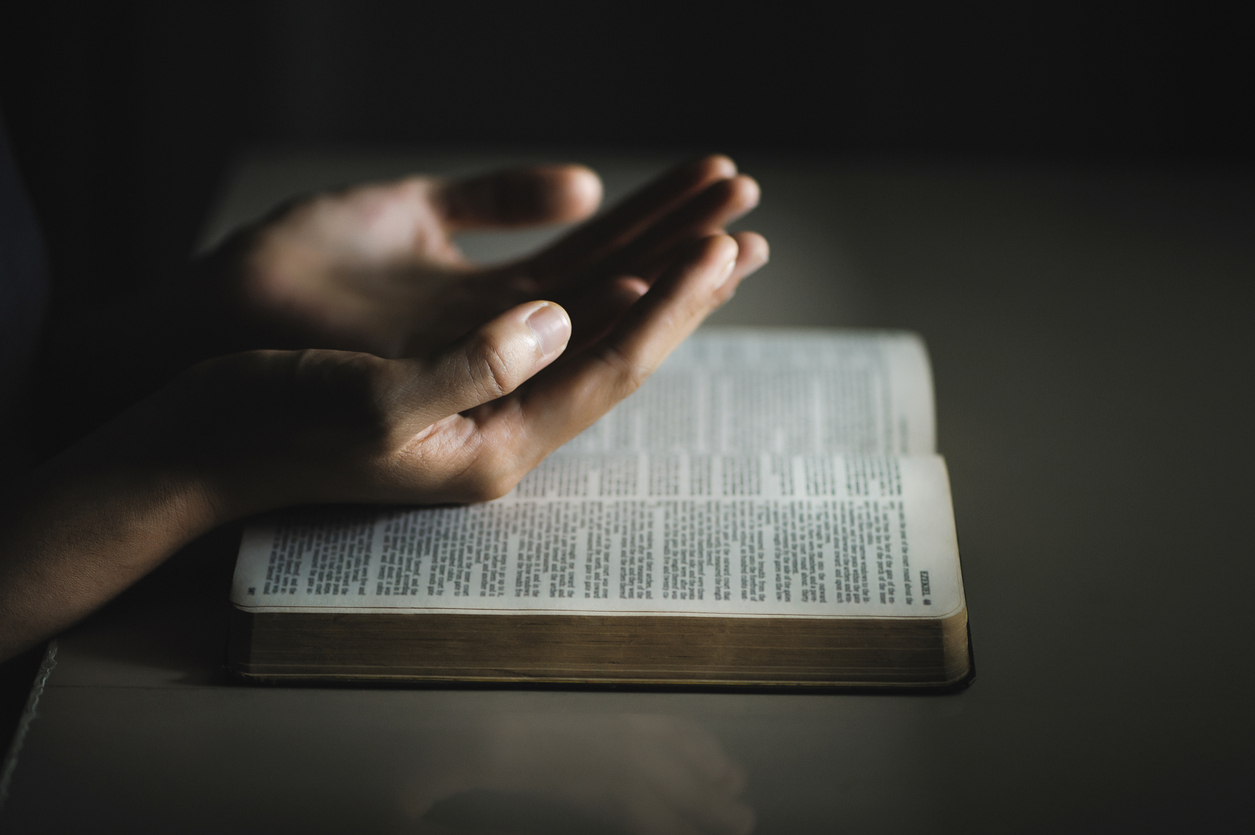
[0,113,50,482]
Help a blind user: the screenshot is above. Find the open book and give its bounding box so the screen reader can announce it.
[228,330,971,689]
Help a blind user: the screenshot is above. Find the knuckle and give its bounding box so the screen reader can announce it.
[449,437,526,503]
[461,467,517,503]
[290,350,397,442]
[465,337,519,400]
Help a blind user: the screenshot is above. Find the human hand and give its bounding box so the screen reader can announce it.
[148,231,762,520]
[202,155,764,360]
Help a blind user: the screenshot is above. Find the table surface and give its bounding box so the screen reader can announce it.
[2,151,1252,833]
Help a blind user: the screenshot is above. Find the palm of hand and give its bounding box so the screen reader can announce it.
[222,158,763,359]
[235,178,524,358]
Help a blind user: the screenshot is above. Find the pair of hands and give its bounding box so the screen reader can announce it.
[1,155,765,661]
[136,154,767,524]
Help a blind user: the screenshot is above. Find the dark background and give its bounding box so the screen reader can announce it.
[0,0,1251,312]
[1,1,1252,818]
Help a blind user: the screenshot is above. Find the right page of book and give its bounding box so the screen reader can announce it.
[559,328,936,456]
[233,330,962,620]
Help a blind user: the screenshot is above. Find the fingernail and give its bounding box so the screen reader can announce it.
[714,254,737,289]
[526,304,570,358]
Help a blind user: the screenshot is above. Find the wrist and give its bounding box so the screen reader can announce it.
[43,440,226,546]
[0,434,224,661]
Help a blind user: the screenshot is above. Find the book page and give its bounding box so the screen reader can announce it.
[232,454,963,620]
[559,329,935,456]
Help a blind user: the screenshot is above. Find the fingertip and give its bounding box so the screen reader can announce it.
[605,276,650,318]
[406,301,575,426]
[692,233,738,290]
[704,231,741,265]
[524,301,572,359]
[554,165,603,220]
[610,275,650,303]
[714,232,768,298]
[698,154,738,179]
[728,174,761,210]
[558,276,648,352]
[734,231,769,267]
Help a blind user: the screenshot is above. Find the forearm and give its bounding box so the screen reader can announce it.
[0,437,221,661]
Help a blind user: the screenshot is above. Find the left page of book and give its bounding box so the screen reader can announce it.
[231,453,963,621]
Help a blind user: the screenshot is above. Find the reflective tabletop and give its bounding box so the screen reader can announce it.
[2,152,1251,833]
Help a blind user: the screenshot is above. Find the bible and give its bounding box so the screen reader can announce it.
[228,329,972,689]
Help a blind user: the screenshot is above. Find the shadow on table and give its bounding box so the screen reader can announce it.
[50,525,242,687]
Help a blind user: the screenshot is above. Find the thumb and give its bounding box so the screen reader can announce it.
[400,301,571,427]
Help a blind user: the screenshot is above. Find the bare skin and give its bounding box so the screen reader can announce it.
[0,156,768,662]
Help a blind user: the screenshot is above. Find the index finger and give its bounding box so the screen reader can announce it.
[526,155,737,288]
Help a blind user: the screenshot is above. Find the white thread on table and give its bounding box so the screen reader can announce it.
[0,640,58,811]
